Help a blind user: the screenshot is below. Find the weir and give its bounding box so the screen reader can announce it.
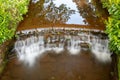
[15,28,111,66]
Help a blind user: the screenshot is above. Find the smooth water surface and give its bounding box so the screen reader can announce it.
[18,0,108,30]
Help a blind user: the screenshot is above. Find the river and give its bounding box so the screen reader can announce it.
[0,0,112,80]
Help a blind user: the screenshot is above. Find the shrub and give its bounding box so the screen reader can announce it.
[102,0,120,80]
[101,0,120,54]
[0,0,30,44]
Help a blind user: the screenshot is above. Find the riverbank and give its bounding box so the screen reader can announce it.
[101,0,120,80]
[118,56,120,80]
[0,40,14,76]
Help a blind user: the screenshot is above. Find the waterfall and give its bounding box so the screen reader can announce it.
[67,36,81,55]
[15,36,43,66]
[15,28,112,66]
[91,38,111,62]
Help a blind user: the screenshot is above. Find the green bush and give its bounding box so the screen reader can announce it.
[106,18,120,54]
[0,0,30,44]
[102,0,120,80]
[102,0,120,54]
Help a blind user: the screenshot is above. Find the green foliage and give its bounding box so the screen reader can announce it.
[0,0,30,44]
[106,18,120,54]
[108,0,120,5]
[102,1,120,79]
[101,0,120,6]
[102,0,120,54]
[108,4,120,19]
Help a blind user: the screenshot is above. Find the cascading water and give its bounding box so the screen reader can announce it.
[91,38,111,62]
[67,36,81,55]
[15,36,43,66]
[15,28,112,67]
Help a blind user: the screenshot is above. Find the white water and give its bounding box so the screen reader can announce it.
[15,28,112,66]
[15,36,44,66]
[91,39,111,62]
[67,36,81,55]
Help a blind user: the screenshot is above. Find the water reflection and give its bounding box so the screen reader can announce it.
[31,0,76,24]
[74,0,108,26]
[43,0,75,24]
[53,0,84,24]
[15,28,111,67]
[34,0,107,25]
[18,0,107,31]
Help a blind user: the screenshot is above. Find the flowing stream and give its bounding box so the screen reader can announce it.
[0,0,112,80]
